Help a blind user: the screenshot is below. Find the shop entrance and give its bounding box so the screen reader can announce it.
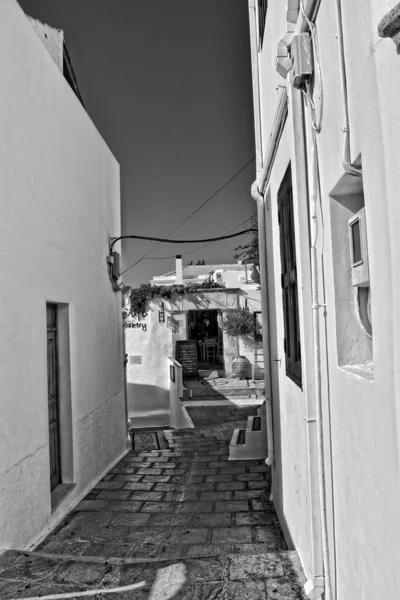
[188,310,223,369]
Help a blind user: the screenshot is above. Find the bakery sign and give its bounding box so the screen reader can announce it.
[124,317,147,331]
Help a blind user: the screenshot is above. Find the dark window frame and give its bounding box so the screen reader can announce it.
[258,0,268,47]
[278,164,302,388]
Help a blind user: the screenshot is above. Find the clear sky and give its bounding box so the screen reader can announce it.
[19,0,256,287]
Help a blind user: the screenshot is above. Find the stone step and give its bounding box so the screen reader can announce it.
[198,369,226,379]
[229,414,268,461]
[183,386,264,400]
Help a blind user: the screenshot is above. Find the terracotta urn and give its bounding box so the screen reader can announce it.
[232,356,250,379]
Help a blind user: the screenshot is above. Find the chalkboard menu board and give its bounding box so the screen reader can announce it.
[175,340,199,379]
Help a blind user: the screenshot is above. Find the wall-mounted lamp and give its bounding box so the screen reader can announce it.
[159,302,165,323]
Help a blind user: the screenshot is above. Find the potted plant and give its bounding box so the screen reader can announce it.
[223,307,257,379]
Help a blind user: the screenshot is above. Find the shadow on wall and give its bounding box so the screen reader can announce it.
[127,382,169,420]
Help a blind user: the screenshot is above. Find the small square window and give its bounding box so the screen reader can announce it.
[350,219,362,265]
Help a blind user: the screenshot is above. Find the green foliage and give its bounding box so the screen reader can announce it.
[234,215,259,261]
[128,275,223,318]
[223,307,257,338]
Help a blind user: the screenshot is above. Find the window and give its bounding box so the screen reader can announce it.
[258,0,268,47]
[350,218,362,265]
[278,164,302,387]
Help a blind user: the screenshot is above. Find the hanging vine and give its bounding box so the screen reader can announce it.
[128,275,223,318]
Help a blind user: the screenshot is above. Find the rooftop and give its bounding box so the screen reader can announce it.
[155,263,245,279]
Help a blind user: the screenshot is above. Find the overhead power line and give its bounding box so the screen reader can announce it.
[145,212,257,260]
[119,156,256,276]
[112,228,257,254]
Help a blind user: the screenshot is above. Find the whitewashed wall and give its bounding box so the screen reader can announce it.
[125,287,263,420]
[0,0,125,550]
[125,298,172,427]
[254,0,400,597]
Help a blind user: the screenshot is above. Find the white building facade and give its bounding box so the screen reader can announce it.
[0,0,126,550]
[125,259,263,426]
[249,1,400,598]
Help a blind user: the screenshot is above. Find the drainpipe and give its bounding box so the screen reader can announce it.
[308,125,333,600]
[334,0,362,177]
[289,80,327,600]
[248,90,288,474]
[248,0,278,469]
[252,185,274,467]
[248,0,263,176]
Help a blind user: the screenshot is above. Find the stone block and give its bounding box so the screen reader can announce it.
[200,491,232,501]
[96,490,131,501]
[236,512,274,526]
[167,527,208,545]
[113,474,143,482]
[229,553,284,580]
[136,468,163,476]
[211,527,252,544]
[200,581,267,599]
[142,475,171,483]
[248,480,269,490]
[217,482,245,491]
[107,501,143,513]
[180,501,213,513]
[111,512,151,527]
[130,491,164,502]
[215,501,249,513]
[237,473,263,481]
[123,482,154,491]
[95,481,125,490]
[191,512,231,528]
[141,502,177,513]
[206,474,233,483]
[235,490,266,500]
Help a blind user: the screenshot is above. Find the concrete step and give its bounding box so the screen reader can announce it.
[229,413,268,460]
[198,369,226,379]
[183,387,253,400]
[183,383,265,401]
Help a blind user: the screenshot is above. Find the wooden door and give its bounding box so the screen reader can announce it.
[278,165,302,387]
[47,304,61,491]
[217,311,224,362]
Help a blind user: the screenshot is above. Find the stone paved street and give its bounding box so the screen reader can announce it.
[0,405,306,599]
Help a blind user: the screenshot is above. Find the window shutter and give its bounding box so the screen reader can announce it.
[278,165,302,387]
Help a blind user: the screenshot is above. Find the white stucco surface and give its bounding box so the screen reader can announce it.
[125,284,263,426]
[252,0,400,597]
[125,299,172,425]
[0,0,125,550]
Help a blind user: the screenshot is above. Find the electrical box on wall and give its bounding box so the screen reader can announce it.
[112,251,120,281]
[348,208,370,287]
[291,33,312,89]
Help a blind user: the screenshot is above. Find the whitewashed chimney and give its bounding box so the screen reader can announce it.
[176,255,183,284]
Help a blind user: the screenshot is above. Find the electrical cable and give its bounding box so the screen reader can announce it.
[119,156,255,275]
[112,228,257,254]
[145,213,257,260]
[300,0,324,133]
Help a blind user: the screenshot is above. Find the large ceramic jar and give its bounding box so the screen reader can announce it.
[232,356,250,379]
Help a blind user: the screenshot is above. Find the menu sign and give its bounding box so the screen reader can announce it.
[175,340,198,379]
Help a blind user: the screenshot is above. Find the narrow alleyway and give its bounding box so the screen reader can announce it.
[0,406,306,599]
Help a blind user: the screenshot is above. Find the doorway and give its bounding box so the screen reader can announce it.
[47,303,61,492]
[187,310,223,368]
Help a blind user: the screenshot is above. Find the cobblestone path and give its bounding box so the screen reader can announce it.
[0,405,306,599]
